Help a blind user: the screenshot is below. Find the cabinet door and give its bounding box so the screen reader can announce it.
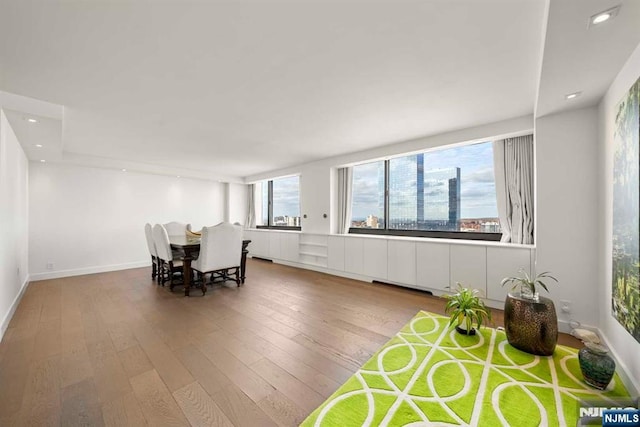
[245,231,269,258]
[486,246,532,301]
[388,241,416,286]
[416,242,450,291]
[344,238,364,275]
[281,233,300,262]
[450,245,486,294]
[269,232,281,259]
[328,236,345,271]
[363,239,387,280]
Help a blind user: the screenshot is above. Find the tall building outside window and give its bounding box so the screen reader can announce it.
[350,141,500,240]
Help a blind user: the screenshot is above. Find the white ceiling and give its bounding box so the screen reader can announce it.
[536,0,640,117]
[0,0,638,181]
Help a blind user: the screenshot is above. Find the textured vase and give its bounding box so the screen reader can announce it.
[579,343,616,390]
[504,292,558,356]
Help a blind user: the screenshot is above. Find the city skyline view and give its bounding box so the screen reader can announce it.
[260,142,500,232]
[351,141,499,221]
[261,176,301,225]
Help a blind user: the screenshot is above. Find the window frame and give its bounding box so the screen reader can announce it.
[257,177,302,231]
[349,149,503,242]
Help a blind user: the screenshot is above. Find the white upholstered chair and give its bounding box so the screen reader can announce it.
[162,221,190,236]
[163,221,191,258]
[192,222,243,286]
[144,223,159,281]
[152,224,183,287]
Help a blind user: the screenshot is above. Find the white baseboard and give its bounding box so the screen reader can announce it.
[557,319,599,335]
[0,275,30,342]
[29,260,151,281]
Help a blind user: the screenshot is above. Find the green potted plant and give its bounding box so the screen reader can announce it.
[501,269,559,356]
[444,284,492,336]
[501,268,558,302]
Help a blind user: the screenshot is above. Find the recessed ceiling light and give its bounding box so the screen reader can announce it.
[565,91,582,100]
[122,169,127,172]
[27,118,38,123]
[40,159,46,163]
[35,144,43,148]
[593,13,611,24]
[177,175,181,178]
[589,6,620,27]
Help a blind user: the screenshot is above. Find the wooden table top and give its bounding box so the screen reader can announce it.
[169,235,251,250]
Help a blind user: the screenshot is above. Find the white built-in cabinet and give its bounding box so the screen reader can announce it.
[486,246,532,301]
[388,241,416,286]
[327,236,345,271]
[244,230,533,305]
[416,242,450,291]
[243,229,269,257]
[344,237,364,275]
[298,234,328,267]
[363,239,387,280]
[450,245,487,292]
[243,229,299,262]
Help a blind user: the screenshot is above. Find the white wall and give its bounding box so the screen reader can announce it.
[227,183,248,225]
[534,107,600,330]
[598,41,640,393]
[0,109,29,338]
[29,163,226,279]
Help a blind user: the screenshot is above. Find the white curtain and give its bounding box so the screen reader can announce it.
[493,135,534,244]
[245,184,256,228]
[337,167,353,234]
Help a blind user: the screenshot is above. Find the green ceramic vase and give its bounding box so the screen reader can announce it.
[579,343,615,390]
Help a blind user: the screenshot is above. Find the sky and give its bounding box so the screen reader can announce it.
[352,141,499,220]
[265,176,300,218]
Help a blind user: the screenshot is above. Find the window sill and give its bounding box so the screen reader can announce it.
[337,231,534,249]
[253,226,302,232]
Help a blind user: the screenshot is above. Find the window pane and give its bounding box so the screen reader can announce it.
[261,181,269,226]
[388,154,422,230]
[388,142,500,232]
[351,161,385,228]
[272,176,300,227]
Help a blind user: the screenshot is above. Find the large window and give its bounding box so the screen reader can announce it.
[351,160,386,229]
[350,141,501,240]
[258,176,301,229]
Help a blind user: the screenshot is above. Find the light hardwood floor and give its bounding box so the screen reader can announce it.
[0,259,581,426]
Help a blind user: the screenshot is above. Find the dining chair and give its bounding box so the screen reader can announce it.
[152,224,183,287]
[162,221,190,236]
[144,223,159,281]
[192,222,243,287]
[163,221,191,258]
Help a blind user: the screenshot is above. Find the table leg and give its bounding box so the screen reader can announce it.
[240,250,248,284]
[200,272,207,296]
[183,257,192,297]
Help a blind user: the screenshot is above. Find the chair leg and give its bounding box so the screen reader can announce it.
[160,260,167,286]
[151,256,157,280]
[169,261,175,291]
[235,267,241,286]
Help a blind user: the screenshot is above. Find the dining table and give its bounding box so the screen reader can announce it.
[169,235,251,296]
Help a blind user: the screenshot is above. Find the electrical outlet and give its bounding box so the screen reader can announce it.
[560,300,571,314]
[46,262,54,270]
